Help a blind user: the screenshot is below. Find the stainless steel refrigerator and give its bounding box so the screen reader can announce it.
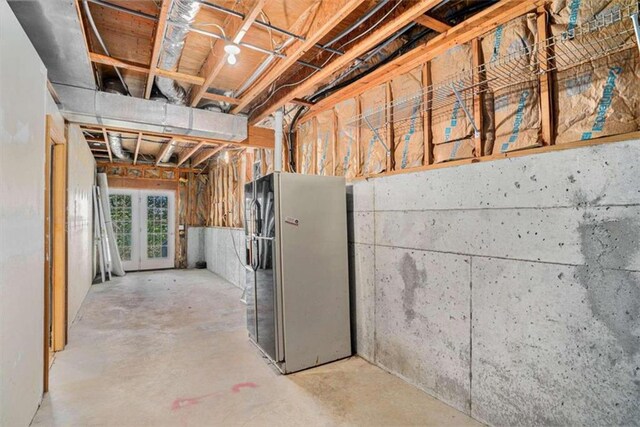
[244,172,351,373]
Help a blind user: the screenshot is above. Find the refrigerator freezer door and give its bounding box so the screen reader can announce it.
[277,173,351,373]
[246,174,280,362]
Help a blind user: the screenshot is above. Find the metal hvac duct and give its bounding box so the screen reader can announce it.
[155,0,201,105]
[103,80,130,159]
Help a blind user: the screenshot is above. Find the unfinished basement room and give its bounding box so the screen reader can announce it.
[2,0,640,425]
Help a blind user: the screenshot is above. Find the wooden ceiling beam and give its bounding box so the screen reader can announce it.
[100,127,113,163]
[230,0,366,115]
[144,0,171,99]
[189,0,268,107]
[304,0,543,120]
[291,98,315,108]
[201,92,240,105]
[155,138,176,166]
[90,52,206,86]
[191,144,228,167]
[249,0,443,124]
[177,141,206,166]
[133,133,142,165]
[413,15,452,33]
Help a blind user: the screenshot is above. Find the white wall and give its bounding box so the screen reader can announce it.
[0,0,48,424]
[66,124,95,324]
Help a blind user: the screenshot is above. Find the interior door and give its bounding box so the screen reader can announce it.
[109,189,175,271]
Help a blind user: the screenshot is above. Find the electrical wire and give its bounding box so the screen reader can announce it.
[248,0,404,116]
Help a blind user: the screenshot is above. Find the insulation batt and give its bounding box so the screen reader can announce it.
[480,14,542,153]
[334,98,358,178]
[430,44,476,162]
[550,0,640,143]
[298,119,315,174]
[316,109,335,175]
[391,67,424,169]
[360,84,388,174]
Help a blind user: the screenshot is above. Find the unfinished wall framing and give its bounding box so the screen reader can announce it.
[295,0,640,179]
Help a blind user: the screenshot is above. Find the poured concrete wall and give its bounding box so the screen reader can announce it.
[347,140,640,425]
[0,0,48,424]
[66,124,95,324]
[203,227,246,290]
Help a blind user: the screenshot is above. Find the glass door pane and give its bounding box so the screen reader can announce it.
[146,195,169,259]
[140,190,175,270]
[110,194,133,261]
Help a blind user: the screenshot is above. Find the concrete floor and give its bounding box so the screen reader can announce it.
[32,269,481,426]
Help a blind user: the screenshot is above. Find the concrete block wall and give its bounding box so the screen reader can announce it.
[347,140,640,426]
[202,227,246,290]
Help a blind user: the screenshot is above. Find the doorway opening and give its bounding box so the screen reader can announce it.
[109,189,175,271]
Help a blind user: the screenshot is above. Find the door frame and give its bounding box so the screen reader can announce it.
[44,115,67,391]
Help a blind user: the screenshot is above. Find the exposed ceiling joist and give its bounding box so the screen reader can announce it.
[100,127,113,163]
[192,144,228,167]
[189,0,268,107]
[144,0,171,99]
[230,0,367,115]
[89,52,206,86]
[413,15,451,32]
[305,0,543,119]
[155,138,176,165]
[133,133,142,165]
[249,0,443,124]
[201,92,240,105]
[178,141,206,166]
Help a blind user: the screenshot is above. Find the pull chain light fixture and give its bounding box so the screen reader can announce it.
[224,44,241,65]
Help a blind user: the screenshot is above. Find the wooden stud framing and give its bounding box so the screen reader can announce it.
[190,0,268,107]
[385,82,394,172]
[422,62,433,165]
[144,0,171,99]
[355,98,362,177]
[471,38,484,157]
[537,5,554,145]
[133,132,142,165]
[231,0,366,115]
[249,0,444,124]
[305,0,542,118]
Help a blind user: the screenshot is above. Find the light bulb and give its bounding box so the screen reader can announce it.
[224,44,241,65]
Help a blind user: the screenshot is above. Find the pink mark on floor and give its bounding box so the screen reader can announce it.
[172,382,259,411]
[231,382,258,393]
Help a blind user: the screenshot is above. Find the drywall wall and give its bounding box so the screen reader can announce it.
[0,0,48,424]
[203,227,246,290]
[66,124,95,324]
[347,139,640,425]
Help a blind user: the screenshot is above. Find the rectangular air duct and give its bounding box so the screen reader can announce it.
[54,83,248,141]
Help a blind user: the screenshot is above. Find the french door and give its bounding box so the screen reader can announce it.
[109,189,175,271]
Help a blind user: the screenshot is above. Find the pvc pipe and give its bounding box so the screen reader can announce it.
[274,108,283,172]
